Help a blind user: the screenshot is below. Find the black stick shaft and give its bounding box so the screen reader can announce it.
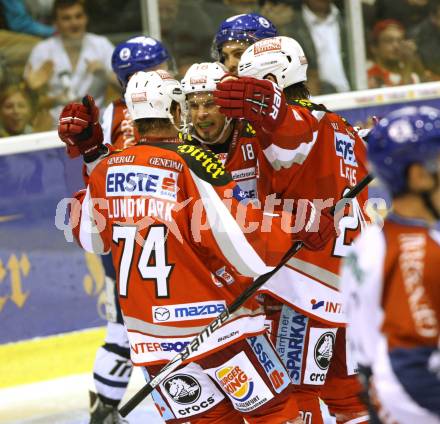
[120,173,373,417]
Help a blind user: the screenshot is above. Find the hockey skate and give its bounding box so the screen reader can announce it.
[89,391,128,424]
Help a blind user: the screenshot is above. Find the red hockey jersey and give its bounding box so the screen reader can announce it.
[70,142,295,366]
[254,100,369,325]
[102,98,139,149]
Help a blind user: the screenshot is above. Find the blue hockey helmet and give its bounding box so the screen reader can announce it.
[212,13,278,60]
[368,106,440,196]
[111,36,171,88]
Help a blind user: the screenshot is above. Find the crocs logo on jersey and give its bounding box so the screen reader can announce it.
[314,332,335,370]
[253,38,282,55]
[163,374,201,404]
[216,366,254,401]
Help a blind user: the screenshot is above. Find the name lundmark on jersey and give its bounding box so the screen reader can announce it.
[108,198,174,221]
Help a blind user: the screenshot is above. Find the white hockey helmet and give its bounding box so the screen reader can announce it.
[181,62,227,95]
[124,70,185,122]
[238,36,308,89]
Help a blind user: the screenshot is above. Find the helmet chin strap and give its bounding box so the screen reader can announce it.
[188,117,233,145]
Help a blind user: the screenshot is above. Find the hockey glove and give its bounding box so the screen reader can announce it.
[58,95,104,161]
[293,201,337,251]
[214,77,287,133]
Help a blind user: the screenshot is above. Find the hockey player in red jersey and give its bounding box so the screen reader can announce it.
[58,36,173,424]
[181,61,274,200]
[58,69,337,423]
[342,106,440,424]
[214,36,370,423]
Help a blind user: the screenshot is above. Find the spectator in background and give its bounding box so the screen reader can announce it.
[367,19,425,88]
[0,83,33,137]
[0,0,55,79]
[159,0,215,76]
[1,0,54,37]
[0,82,49,137]
[284,0,351,94]
[373,0,430,32]
[409,1,440,81]
[24,0,117,128]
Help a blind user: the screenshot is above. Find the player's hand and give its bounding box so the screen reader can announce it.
[58,95,104,160]
[294,201,337,251]
[214,76,287,133]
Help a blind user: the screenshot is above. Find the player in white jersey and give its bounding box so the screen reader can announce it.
[341,106,440,424]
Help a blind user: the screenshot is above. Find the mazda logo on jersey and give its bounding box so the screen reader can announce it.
[314,332,335,370]
[153,307,170,322]
[163,374,201,404]
[152,301,226,323]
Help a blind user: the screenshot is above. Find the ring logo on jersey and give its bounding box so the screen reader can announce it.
[106,165,178,201]
[152,301,226,323]
[163,374,201,404]
[314,332,335,370]
[335,133,358,167]
[216,366,254,401]
[153,307,171,322]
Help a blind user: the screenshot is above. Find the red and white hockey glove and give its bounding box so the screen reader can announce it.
[293,201,337,251]
[214,76,287,133]
[58,95,104,161]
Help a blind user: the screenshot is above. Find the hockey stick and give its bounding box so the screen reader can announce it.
[120,173,373,417]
